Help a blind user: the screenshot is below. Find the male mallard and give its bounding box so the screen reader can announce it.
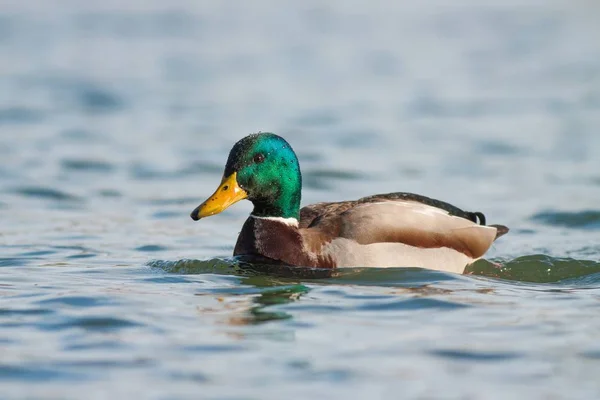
[191,133,508,273]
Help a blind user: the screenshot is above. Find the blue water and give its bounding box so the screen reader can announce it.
[2,1,600,398]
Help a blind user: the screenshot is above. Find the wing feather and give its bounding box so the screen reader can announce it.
[307,200,500,258]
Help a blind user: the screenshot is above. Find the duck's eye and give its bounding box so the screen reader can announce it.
[253,153,265,164]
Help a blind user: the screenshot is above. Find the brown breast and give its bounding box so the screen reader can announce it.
[234,217,335,268]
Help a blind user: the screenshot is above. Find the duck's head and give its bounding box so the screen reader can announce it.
[191,132,302,221]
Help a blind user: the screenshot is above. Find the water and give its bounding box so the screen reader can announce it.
[1,0,600,398]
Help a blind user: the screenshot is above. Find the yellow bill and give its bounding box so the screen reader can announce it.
[190,172,248,220]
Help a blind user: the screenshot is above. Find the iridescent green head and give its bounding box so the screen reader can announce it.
[191,133,302,220]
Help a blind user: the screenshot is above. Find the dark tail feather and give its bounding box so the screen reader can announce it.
[467,211,486,225]
[490,224,509,239]
[473,212,486,225]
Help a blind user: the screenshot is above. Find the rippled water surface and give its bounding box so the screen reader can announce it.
[2,1,600,398]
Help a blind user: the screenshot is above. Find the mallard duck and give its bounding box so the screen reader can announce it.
[191,132,508,273]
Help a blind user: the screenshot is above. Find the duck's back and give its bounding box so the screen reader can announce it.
[298,192,508,272]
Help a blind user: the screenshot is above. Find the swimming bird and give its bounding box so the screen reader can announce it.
[190,133,508,273]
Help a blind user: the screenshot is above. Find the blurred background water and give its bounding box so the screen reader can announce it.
[1,0,600,398]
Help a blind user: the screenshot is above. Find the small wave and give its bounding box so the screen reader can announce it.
[36,296,112,308]
[430,349,522,362]
[135,245,169,253]
[12,187,81,202]
[151,254,600,285]
[0,364,84,382]
[356,297,469,311]
[148,258,239,275]
[79,87,124,114]
[41,317,140,332]
[0,257,33,267]
[531,210,600,229]
[150,256,465,284]
[0,107,44,124]
[61,159,114,173]
[148,257,335,279]
[467,255,600,283]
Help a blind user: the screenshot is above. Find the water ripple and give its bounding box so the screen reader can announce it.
[63,340,127,352]
[0,365,85,382]
[357,297,469,311]
[61,159,115,173]
[36,296,113,308]
[12,187,81,202]
[168,371,210,383]
[141,276,193,284]
[0,308,53,316]
[0,107,44,124]
[149,258,335,279]
[152,255,600,286]
[531,210,600,229]
[18,250,57,257]
[468,255,600,283]
[135,245,169,252]
[181,344,246,353]
[78,87,124,114]
[0,257,31,267]
[431,349,522,362]
[41,317,141,332]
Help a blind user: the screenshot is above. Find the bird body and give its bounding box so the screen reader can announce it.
[191,133,508,273]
